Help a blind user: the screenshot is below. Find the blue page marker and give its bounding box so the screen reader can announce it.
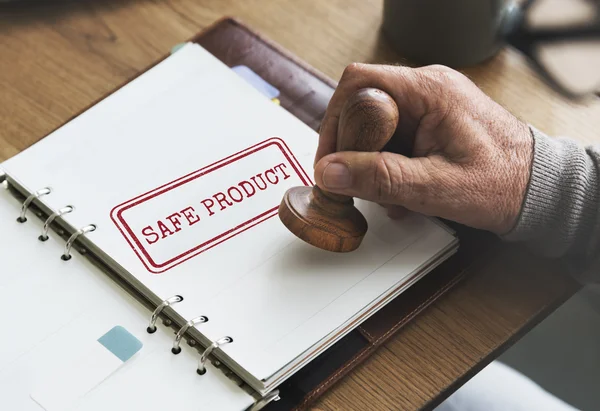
[170,46,280,102]
[98,325,143,362]
[232,65,280,100]
[171,43,186,54]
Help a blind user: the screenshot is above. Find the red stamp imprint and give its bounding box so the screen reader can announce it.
[110,138,311,273]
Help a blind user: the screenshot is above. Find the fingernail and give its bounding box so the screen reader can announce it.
[322,163,351,189]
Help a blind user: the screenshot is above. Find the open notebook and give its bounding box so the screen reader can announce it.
[0,42,458,406]
[0,186,255,411]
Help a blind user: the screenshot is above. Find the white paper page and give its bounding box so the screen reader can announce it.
[1,43,456,383]
[0,188,253,411]
[205,211,456,380]
[265,238,457,389]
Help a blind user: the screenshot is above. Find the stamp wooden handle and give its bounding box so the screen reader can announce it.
[321,88,400,202]
[278,88,400,252]
[337,88,400,152]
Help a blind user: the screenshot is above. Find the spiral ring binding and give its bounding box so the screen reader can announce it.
[197,336,233,375]
[248,390,281,411]
[61,224,96,261]
[147,295,184,333]
[171,315,208,354]
[18,187,52,223]
[39,205,75,242]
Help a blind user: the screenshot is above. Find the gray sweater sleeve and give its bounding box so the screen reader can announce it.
[502,126,600,285]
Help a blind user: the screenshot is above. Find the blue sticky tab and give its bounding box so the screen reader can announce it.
[171,43,186,54]
[232,65,280,99]
[97,326,143,362]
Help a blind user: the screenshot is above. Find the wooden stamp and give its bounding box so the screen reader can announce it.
[278,88,400,252]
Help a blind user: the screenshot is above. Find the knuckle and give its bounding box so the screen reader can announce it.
[340,62,373,82]
[372,153,410,202]
[341,62,365,80]
[425,64,455,74]
[421,64,465,88]
[415,66,473,115]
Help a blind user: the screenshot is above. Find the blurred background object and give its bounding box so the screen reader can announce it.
[508,0,600,98]
[382,0,600,99]
[382,0,516,68]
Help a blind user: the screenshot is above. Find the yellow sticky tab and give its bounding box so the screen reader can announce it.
[271,98,280,105]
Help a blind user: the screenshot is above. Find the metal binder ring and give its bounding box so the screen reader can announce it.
[146,295,184,334]
[17,187,52,223]
[39,205,75,241]
[61,224,96,261]
[172,315,208,354]
[249,390,281,411]
[197,336,233,375]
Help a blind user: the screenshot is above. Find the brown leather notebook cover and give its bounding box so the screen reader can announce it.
[188,17,497,410]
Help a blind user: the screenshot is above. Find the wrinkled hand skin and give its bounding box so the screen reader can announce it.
[313,63,534,235]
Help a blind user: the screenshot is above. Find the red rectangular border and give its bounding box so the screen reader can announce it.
[110,137,312,273]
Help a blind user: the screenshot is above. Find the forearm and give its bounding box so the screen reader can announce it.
[503,126,600,284]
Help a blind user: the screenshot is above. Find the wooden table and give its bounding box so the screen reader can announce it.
[1,1,599,410]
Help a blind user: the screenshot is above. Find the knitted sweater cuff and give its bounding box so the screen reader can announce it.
[502,126,600,264]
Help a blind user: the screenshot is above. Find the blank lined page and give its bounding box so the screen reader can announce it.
[195,202,455,379]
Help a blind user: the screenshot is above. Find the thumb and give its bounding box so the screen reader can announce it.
[313,151,436,209]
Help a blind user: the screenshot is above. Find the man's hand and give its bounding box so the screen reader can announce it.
[313,63,534,235]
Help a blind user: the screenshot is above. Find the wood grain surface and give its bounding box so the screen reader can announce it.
[1,1,598,410]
